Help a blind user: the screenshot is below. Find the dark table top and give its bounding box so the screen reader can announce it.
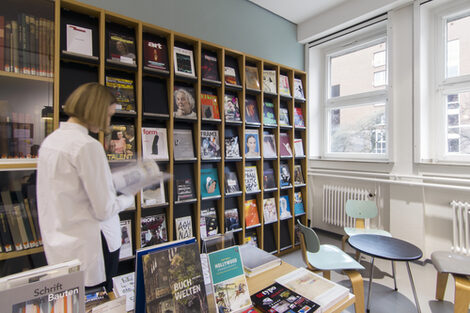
[348,234,422,261]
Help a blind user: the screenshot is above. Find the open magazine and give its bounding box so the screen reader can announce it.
[112,160,171,196]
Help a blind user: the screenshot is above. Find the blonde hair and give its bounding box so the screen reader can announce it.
[63,82,116,131]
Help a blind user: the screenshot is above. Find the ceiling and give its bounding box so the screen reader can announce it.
[248,0,348,24]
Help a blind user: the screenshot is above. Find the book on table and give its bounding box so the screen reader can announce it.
[112,272,135,313]
[239,243,281,277]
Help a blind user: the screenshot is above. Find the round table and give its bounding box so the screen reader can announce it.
[348,234,423,313]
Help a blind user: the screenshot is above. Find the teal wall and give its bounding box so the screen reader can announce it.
[79,0,304,70]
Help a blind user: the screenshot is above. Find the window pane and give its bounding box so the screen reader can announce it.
[330,42,387,98]
[446,91,470,153]
[446,15,470,78]
[373,71,386,87]
[373,51,386,67]
[329,103,386,154]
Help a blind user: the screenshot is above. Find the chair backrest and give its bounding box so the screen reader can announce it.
[297,220,320,253]
[345,200,378,221]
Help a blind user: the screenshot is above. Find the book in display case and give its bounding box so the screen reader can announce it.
[0,0,307,264]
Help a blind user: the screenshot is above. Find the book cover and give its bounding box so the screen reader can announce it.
[142,240,208,313]
[225,136,240,158]
[244,166,259,193]
[201,50,219,82]
[279,74,291,97]
[143,38,168,71]
[251,282,320,313]
[141,213,168,248]
[225,170,240,194]
[280,163,291,187]
[119,219,133,260]
[245,129,260,158]
[141,176,165,207]
[279,133,293,157]
[279,196,292,219]
[105,76,136,112]
[201,93,220,119]
[293,108,305,128]
[294,192,305,215]
[174,46,196,77]
[263,168,276,190]
[104,124,136,161]
[66,24,92,56]
[263,101,276,126]
[245,66,260,90]
[174,129,195,160]
[262,70,277,94]
[224,66,238,85]
[244,199,260,227]
[175,177,196,202]
[174,85,197,119]
[244,230,258,248]
[224,95,241,122]
[279,108,290,126]
[293,78,305,99]
[294,138,305,157]
[293,165,304,185]
[108,32,136,65]
[245,97,260,124]
[263,198,278,224]
[141,127,169,160]
[112,272,135,312]
[201,168,221,198]
[201,130,221,159]
[200,207,218,239]
[175,216,193,240]
[208,246,252,313]
[262,133,277,158]
[224,208,240,232]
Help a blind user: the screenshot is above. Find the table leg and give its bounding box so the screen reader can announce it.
[391,261,397,291]
[406,261,421,313]
[367,257,375,312]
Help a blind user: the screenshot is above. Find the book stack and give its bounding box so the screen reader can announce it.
[239,244,282,277]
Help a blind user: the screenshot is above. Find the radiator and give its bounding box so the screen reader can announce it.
[322,185,375,227]
[451,200,470,255]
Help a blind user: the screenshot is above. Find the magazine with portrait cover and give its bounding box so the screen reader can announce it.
[173,129,195,160]
[224,94,241,122]
[262,133,277,158]
[225,136,240,159]
[279,163,291,187]
[175,216,193,240]
[174,85,197,119]
[105,124,136,161]
[141,127,169,161]
[294,192,305,215]
[263,101,276,126]
[108,32,136,65]
[200,168,221,198]
[263,197,278,224]
[173,46,195,77]
[224,170,240,194]
[201,50,219,82]
[201,93,220,119]
[201,130,221,159]
[105,76,136,113]
[141,176,165,207]
[263,168,276,190]
[279,195,292,219]
[143,38,168,71]
[224,208,240,232]
[245,65,260,90]
[140,213,168,248]
[245,97,260,124]
[293,78,305,99]
[244,166,259,193]
[200,208,218,239]
[293,165,305,185]
[119,219,133,260]
[279,74,291,97]
[245,129,260,158]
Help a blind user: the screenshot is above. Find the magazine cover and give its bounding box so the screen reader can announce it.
[244,166,259,192]
[245,129,260,158]
[208,246,252,313]
[105,76,136,112]
[141,213,168,248]
[112,272,135,312]
[245,66,260,90]
[280,163,291,187]
[175,177,195,202]
[244,230,258,247]
[225,136,240,158]
[263,198,278,224]
[262,70,276,94]
[141,176,166,207]
[201,50,219,82]
[224,66,238,85]
[279,108,290,126]
[279,195,292,219]
[262,133,277,158]
[142,241,208,313]
[293,165,304,185]
[293,78,305,99]
[200,208,218,239]
[263,168,276,190]
[244,199,260,227]
[141,127,169,160]
[263,101,276,125]
[66,24,92,56]
[175,216,193,240]
[108,32,136,64]
[294,138,305,157]
[225,170,240,194]
[245,97,260,124]
[294,192,305,215]
[201,130,221,159]
[143,38,168,71]
[293,108,305,127]
[174,85,197,119]
[279,133,293,157]
[279,74,291,97]
[174,129,195,160]
[174,46,195,77]
[224,95,241,122]
[201,93,220,119]
[104,124,136,160]
[119,219,133,260]
[200,168,221,198]
[224,208,240,232]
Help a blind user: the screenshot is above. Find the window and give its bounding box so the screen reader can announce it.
[373,50,386,67]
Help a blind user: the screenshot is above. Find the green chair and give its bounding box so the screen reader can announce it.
[297,220,366,313]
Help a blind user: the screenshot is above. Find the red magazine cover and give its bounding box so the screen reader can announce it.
[143,38,168,71]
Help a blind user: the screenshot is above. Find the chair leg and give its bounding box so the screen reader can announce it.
[344,270,365,313]
[453,275,470,313]
[342,235,349,251]
[436,271,449,301]
[391,261,397,291]
[355,250,361,261]
[323,270,331,280]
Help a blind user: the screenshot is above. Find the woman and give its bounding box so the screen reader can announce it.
[174,88,196,118]
[37,83,135,291]
[245,134,259,157]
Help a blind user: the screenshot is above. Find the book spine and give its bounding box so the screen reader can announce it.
[21,13,29,74]
[1,191,23,251]
[11,20,18,73]
[15,191,36,247]
[38,18,43,76]
[17,14,24,74]
[48,19,53,77]
[12,203,30,249]
[0,16,4,71]
[0,206,14,252]
[29,15,36,75]
[23,197,38,245]
[4,21,11,72]
[27,185,42,245]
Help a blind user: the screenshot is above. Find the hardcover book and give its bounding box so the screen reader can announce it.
[175,216,193,240]
[293,78,305,99]
[263,101,276,126]
[244,166,260,193]
[263,168,276,190]
[294,138,305,157]
[279,195,292,219]
[244,199,260,227]
[224,208,240,232]
[119,219,133,260]
[66,24,92,56]
[208,246,252,313]
[141,127,169,160]
[108,32,136,65]
[105,76,136,112]
[262,70,277,94]
[279,74,291,97]
[245,97,260,124]
[201,168,221,198]
[262,133,277,158]
[201,50,219,82]
[201,130,221,159]
[294,192,305,215]
[104,124,136,161]
[200,207,218,239]
[225,170,240,194]
[263,198,278,224]
[173,129,195,160]
[141,176,166,206]
[245,129,260,158]
[143,38,168,71]
[174,46,195,77]
[174,85,197,119]
[293,108,305,127]
[224,66,238,85]
[239,244,282,277]
[224,95,241,122]
[201,93,220,119]
[293,165,304,185]
[280,163,291,187]
[175,177,196,202]
[225,136,240,159]
[245,66,260,90]
[141,213,167,248]
[279,108,290,126]
[142,240,208,313]
[279,133,293,157]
